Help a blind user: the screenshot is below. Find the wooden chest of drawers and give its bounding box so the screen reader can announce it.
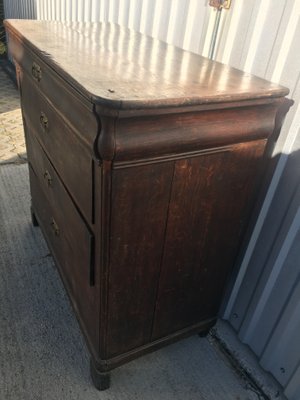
[5,20,292,390]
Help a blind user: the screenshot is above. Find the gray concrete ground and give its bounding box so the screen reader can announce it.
[0,66,268,399]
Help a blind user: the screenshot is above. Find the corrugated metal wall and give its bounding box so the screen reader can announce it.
[4,0,215,54]
[3,1,300,398]
[218,2,300,399]
[3,0,36,19]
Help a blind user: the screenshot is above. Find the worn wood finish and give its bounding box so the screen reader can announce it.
[114,104,279,162]
[27,135,98,355]
[10,37,97,143]
[152,140,266,339]
[20,72,94,224]
[5,20,288,112]
[5,19,292,390]
[106,163,174,357]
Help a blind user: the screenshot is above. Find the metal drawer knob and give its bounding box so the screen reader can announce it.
[50,218,60,236]
[43,170,52,186]
[40,112,49,131]
[32,62,42,82]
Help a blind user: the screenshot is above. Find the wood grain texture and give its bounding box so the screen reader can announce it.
[13,44,97,145]
[152,140,267,339]
[106,163,174,357]
[5,20,289,111]
[27,135,99,358]
[20,73,94,225]
[115,104,278,161]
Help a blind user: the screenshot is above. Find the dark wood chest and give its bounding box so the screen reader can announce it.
[5,19,291,390]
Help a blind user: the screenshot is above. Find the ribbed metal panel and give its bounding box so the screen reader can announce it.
[3,1,300,397]
[3,0,214,54]
[3,0,36,19]
[217,2,300,399]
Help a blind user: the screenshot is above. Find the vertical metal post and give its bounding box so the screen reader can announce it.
[208,8,222,60]
[208,0,231,60]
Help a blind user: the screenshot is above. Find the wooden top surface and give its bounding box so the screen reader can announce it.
[5,19,289,110]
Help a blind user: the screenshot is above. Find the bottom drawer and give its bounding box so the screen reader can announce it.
[29,162,96,344]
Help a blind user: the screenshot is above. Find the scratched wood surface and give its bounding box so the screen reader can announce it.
[5,19,289,109]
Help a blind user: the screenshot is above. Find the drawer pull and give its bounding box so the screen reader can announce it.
[40,112,49,131]
[32,62,42,82]
[50,218,60,236]
[43,170,52,186]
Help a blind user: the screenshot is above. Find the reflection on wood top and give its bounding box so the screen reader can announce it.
[5,19,289,110]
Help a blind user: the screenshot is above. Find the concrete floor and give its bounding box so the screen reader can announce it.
[0,65,267,399]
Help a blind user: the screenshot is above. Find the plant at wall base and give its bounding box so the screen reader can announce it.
[0,41,6,55]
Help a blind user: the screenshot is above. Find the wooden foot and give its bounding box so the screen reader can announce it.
[31,206,39,227]
[90,359,111,391]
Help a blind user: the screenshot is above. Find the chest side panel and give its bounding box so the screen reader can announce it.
[105,163,174,357]
[151,140,266,339]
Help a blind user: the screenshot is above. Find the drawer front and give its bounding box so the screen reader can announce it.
[114,104,278,162]
[9,35,98,145]
[21,74,93,224]
[28,135,96,341]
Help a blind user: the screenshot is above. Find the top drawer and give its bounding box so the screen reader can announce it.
[21,73,93,225]
[9,35,97,146]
